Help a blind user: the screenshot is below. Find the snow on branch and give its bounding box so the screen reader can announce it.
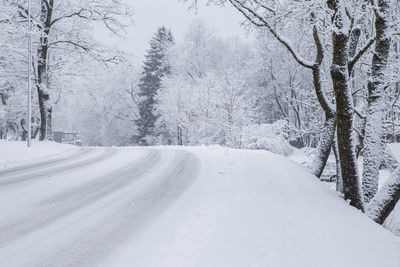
[228,0,314,69]
[348,36,376,73]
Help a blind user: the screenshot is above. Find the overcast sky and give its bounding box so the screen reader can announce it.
[97,0,251,63]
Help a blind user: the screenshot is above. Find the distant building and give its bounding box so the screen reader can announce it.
[53,129,82,146]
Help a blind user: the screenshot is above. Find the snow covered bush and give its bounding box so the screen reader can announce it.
[241,120,294,156]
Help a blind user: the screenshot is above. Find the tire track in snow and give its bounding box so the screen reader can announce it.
[0,147,94,177]
[0,149,159,246]
[0,148,116,187]
[36,150,200,267]
[0,149,200,267]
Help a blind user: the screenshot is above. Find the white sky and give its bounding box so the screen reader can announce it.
[97,0,251,63]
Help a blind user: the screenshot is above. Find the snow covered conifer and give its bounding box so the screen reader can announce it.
[135,26,174,145]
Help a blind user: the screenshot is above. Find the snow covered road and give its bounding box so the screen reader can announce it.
[0,147,199,267]
[0,144,399,267]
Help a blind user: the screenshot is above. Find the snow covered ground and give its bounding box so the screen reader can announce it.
[0,141,399,267]
[0,140,80,167]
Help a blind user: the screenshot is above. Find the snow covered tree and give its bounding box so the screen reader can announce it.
[327,0,364,211]
[54,59,141,146]
[363,0,397,223]
[135,26,174,145]
[155,21,258,148]
[0,1,40,140]
[4,0,132,140]
[362,0,392,203]
[189,0,338,178]
[186,0,375,211]
[254,31,324,149]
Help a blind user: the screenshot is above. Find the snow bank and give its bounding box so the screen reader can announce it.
[381,143,400,235]
[103,146,400,267]
[388,143,400,163]
[241,120,294,156]
[0,140,80,167]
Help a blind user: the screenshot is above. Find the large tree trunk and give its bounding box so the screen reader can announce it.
[328,0,364,211]
[37,0,54,141]
[362,0,392,203]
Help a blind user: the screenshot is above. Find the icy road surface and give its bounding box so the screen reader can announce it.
[0,147,199,267]
[0,144,399,267]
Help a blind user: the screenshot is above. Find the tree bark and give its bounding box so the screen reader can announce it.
[328,0,364,211]
[177,126,183,145]
[362,0,392,203]
[37,0,54,141]
[310,70,336,177]
[310,24,337,178]
[367,168,400,224]
[333,138,344,193]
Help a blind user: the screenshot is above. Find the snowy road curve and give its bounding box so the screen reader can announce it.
[0,145,399,267]
[0,147,200,267]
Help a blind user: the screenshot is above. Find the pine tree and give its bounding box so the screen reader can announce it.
[135,26,174,145]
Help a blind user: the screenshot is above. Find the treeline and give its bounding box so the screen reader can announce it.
[189,0,400,229]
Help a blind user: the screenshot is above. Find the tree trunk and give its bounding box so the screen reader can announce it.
[328,0,364,211]
[362,0,392,203]
[356,117,366,158]
[366,168,400,224]
[37,0,54,141]
[311,113,336,177]
[333,138,344,194]
[177,125,183,145]
[38,89,52,141]
[310,25,337,178]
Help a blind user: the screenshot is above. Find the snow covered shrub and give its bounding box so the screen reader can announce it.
[241,120,294,156]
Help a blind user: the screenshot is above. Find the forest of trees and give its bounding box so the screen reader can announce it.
[2,0,400,232]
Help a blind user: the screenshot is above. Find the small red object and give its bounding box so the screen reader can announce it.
[189,109,198,117]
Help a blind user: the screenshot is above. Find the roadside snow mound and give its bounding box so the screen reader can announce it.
[104,146,400,267]
[382,143,400,235]
[0,140,79,167]
[241,120,293,156]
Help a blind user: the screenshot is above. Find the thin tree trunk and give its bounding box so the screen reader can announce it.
[362,0,392,203]
[356,117,366,159]
[311,112,336,177]
[177,126,183,145]
[333,138,344,194]
[310,24,337,178]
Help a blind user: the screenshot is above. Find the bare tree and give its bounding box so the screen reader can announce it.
[207,0,336,178]
[8,0,132,140]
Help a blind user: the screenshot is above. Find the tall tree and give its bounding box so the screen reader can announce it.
[327,0,364,211]
[364,0,396,223]
[6,0,132,140]
[362,0,392,203]
[135,26,174,145]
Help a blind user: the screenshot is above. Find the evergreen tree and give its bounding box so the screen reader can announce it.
[135,26,174,145]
